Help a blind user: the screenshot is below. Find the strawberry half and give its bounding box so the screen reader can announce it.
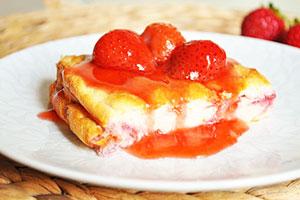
[93,30,156,72]
[241,4,286,41]
[168,40,226,83]
[141,23,185,64]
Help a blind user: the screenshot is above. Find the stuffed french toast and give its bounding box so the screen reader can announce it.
[46,23,276,158]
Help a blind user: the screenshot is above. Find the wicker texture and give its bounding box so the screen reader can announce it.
[0,2,300,199]
[0,2,243,58]
[1,155,300,200]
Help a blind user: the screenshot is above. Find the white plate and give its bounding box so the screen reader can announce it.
[0,32,300,192]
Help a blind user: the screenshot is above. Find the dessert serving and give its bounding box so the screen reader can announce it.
[42,23,276,158]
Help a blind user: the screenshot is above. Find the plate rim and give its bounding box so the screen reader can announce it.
[2,147,300,192]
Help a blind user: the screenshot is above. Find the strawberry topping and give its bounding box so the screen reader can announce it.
[141,23,185,64]
[93,30,156,72]
[168,40,226,83]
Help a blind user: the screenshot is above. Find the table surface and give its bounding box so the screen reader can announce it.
[0,2,300,199]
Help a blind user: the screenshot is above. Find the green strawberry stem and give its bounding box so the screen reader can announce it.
[268,2,290,28]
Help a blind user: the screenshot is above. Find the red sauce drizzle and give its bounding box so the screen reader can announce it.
[64,62,209,105]
[38,110,64,123]
[203,60,242,94]
[127,119,248,158]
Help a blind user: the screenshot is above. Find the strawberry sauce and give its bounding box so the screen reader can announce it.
[65,60,244,104]
[127,119,248,158]
[64,62,195,106]
[38,110,64,123]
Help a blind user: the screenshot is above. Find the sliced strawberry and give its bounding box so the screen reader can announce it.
[141,23,185,64]
[93,30,156,72]
[168,40,226,83]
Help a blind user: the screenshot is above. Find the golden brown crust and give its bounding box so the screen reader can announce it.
[243,67,270,87]
[66,104,109,148]
[56,55,86,91]
[48,82,56,107]
[61,60,149,127]
[63,73,112,126]
[51,90,70,122]
[50,89,109,148]
[49,55,109,148]
[207,64,271,94]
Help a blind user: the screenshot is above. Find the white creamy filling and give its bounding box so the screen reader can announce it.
[235,97,268,122]
[183,100,218,128]
[104,99,219,148]
[105,110,148,148]
[150,100,218,134]
[239,85,274,99]
[236,86,275,122]
[151,104,177,133]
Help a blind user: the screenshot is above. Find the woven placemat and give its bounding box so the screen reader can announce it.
[0,2,244,57]
[0,2,300,199]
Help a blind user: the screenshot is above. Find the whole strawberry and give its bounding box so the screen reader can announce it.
[241,4,285,41]
[93,30,156,72]
[141,23,185,64]
[285,22,300,48]
[168,40,226,83]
